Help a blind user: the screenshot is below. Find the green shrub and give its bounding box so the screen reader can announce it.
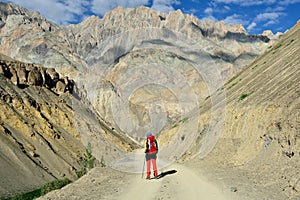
[239,93,250,100]
[41,178,71,195]
[274,43,282,50]
[5,178,71,200]
[4,189,41,200]
[76,142,96,178]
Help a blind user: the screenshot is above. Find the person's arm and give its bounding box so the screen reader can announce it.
[144,139,149,153]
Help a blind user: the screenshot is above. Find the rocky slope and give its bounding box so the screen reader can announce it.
[0,54,140,198]
[181,20,300,200]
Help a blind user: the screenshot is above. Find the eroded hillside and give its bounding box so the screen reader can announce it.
[180,20,300,200]
[0,55,139,198]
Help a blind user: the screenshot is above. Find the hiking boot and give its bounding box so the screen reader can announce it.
[146,177,151,180]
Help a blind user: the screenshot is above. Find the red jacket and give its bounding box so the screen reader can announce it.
[145,135,158,154]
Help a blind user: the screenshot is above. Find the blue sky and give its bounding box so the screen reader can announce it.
[1,0,299,34]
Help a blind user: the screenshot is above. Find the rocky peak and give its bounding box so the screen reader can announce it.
[0,2,58,32]
[262,29,283,40]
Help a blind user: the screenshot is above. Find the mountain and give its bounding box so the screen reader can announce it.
[37,20,300,200]
[0,3,277,133]
[0,2,292,198]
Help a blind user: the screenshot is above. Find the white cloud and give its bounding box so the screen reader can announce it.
[224,5,231,10]
[5,0,90,25]
[151,0,181,13]
[255,12,282,22]
[214,0,276,6]
[266,6,285,12]
[247,11,284,32]
[204,7,213,15]
[91,0,149,16]
[201,7,217,22]
[202,15,218,22]
[279,0,300,5]
[247,22,257,31]
[223,14,249,25]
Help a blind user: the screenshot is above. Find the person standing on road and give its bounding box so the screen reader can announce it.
[145,132,158,179]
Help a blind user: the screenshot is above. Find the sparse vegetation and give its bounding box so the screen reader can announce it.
[171,117,189,129]
[272,43,283,54]
[40,178,72,195]
[286,39,295,46]
[227,74,239,85]
[227,82,238,90]
[172,123,178,128]
[76,142,96,178]
[205,95,210,100]
[100,155,106,167]
[5,178,71,200]
[274,43,282,50]
[179,117,189,123]
[217,86,225,92]
[252,64,258,69]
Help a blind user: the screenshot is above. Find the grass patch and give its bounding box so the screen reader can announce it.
[5,178,71,200]
[205,95,210,100]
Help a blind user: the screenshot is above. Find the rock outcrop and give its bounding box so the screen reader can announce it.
[0,59,75,95]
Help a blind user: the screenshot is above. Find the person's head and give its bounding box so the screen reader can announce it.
[146,132,152,137]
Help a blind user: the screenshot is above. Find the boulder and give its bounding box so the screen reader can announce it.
[28,67,43,86]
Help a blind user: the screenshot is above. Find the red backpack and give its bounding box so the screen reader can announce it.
[146,135,158,154]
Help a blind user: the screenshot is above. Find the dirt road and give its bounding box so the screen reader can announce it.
[39,162,230,200]
[118,163,229,200]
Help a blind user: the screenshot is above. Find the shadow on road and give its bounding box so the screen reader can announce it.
[156,170,177,179]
